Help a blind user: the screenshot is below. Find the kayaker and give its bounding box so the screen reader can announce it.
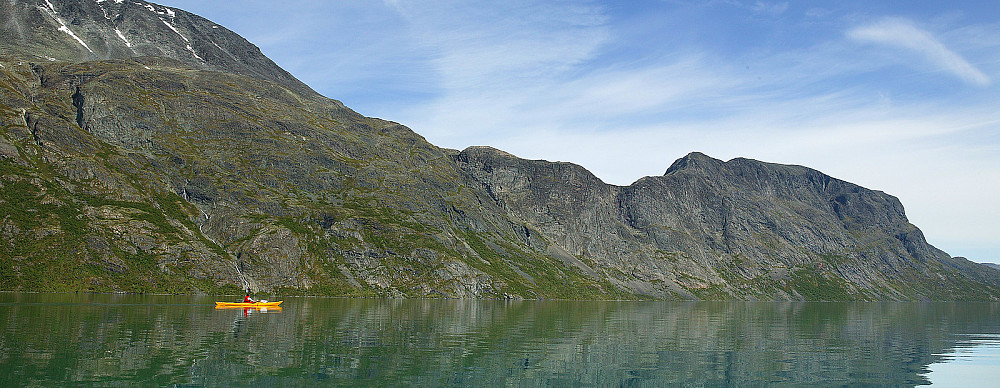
[243,291,257,304]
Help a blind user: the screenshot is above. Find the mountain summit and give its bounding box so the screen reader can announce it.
[0,0,314,95]
[1,1,998,300]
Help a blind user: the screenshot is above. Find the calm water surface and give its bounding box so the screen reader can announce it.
[2,293,999,386]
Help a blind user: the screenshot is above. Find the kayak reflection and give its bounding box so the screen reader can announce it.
[215,305,283,314]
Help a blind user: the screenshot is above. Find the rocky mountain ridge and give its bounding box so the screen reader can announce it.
[456,147,1000,299]
[1,0,998,300]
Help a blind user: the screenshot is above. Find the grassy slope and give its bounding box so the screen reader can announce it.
[0,59,630,299]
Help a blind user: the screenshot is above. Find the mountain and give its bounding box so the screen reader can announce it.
[0,0,313,95]
[457,148,1000,299]
[1,0,998,300]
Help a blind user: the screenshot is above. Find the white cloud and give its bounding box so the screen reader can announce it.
[428,3,607,88]
[848,18,991,86]
[383,0,613,139]
[751,1,789,17]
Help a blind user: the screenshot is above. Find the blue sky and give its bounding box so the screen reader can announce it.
[158,0,1000,263]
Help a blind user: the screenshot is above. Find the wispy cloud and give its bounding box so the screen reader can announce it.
[750,1,789,17]
[848,18,991,86]
[383,0,613,140]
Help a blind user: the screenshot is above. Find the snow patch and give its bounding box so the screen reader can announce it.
[95,1,111,19]
[160,19,188,42]
[57,26,94,53]
[114,28,132,47]
[186,44,203,61]
[39,1,94,54]
[42,0,57,14]
[143,3,176,18]
[143,65,150,70]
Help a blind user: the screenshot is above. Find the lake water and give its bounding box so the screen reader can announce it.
[2,293,999,386]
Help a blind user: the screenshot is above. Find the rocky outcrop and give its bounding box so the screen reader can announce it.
[456,148,1000,300]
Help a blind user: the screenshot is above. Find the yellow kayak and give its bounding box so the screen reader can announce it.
[215,301,283,307]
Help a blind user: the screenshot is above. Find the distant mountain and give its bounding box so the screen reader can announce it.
[1,0,998,300]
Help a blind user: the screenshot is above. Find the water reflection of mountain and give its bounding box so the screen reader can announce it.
[1,294,998,385]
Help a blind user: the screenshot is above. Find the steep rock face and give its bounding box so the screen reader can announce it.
[456,148,1000,300]
[0,57,620,299]
[0,0,314,95]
